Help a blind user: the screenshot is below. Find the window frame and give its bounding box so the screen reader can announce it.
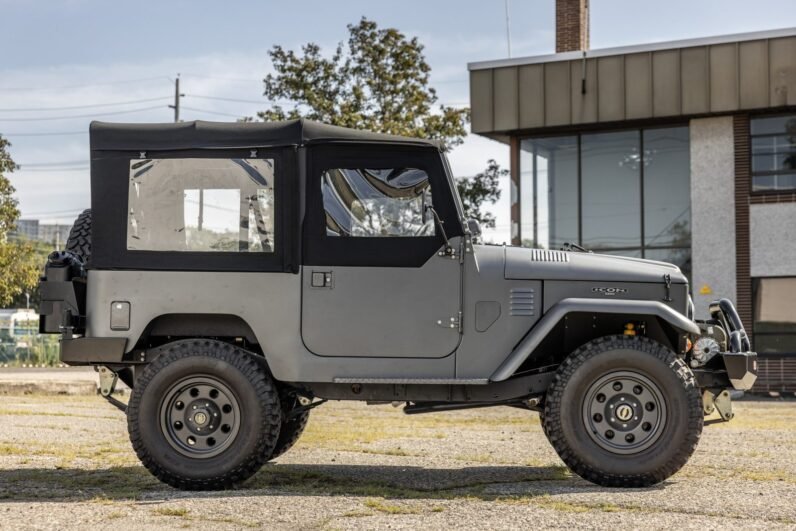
[303,144,463,267]
[749,112,796,194]
[518,123,691,272]
[90,147,298,272]
[752,276,796,356]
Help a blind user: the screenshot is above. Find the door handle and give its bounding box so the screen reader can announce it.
[310,271,333,288]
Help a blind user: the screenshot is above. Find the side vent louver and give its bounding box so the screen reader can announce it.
[529,249,570,263]
[510,287,535,316]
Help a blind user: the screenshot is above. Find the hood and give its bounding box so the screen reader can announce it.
[503,246,688,284]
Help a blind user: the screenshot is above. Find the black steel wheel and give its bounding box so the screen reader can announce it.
[582,370,666,455]
[128,339,281,490]
[543,335,703,488]
[159,376,242,459]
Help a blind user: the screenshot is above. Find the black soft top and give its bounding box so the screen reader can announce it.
[90,118,441,151]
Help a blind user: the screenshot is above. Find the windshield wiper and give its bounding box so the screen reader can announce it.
[561,242,592,253]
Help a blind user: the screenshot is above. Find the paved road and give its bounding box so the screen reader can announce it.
[0,367,97,382]
[0,394,794,529]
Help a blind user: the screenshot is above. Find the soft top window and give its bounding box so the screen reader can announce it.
[322,167,435,237]
[127,158,275,253]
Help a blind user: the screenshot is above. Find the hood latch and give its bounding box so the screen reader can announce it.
[663,274,672,302]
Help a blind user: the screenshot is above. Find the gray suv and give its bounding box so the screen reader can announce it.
[38,119,757,491]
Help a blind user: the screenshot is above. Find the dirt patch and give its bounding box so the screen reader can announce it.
[0,395,794,529]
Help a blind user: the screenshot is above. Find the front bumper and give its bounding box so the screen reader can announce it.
[692,298,757,391]
[721,351,758,390]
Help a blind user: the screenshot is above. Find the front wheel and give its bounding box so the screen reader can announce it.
[543,335,703,488]
[127,339,282,490]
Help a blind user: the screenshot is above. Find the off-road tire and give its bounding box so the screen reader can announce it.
[65,209,91,264]
[268,392,310,460]
[543,335,703,488]
[127,339,282,490]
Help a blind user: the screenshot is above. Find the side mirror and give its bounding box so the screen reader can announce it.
[466,219,482,239]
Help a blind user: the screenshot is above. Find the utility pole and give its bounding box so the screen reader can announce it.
[505,0,512,58]
[169,74,185,123]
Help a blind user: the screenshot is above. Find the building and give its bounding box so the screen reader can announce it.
[13,219,39,240]
[9,219,71,248]
[37,223,71,247]
[468,0,796,393]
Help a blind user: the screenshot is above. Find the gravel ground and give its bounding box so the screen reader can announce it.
[0,393,794,530]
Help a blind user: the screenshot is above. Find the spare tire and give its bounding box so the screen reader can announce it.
[65,209,91,264]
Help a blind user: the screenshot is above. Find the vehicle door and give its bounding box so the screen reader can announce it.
[301,144,463,358]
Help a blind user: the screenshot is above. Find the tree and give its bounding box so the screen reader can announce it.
[0,135,40,307]
[256,18,501,231]
[456,159,505,228]
[257,17,469,150]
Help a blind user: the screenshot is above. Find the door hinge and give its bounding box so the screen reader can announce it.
[438,245,458,260]
[436,311,462,332]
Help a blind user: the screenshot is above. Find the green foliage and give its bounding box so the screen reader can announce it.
[8,239,58,310]
[0,334,60,367]
[257,17,469,151]
[456,159,505,228]
[0,135,39,307]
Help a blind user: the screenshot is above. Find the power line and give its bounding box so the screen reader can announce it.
[0,104,167,122]
[180,106,247,119]
[0,96,171,113]
[18,160,88,167]
[15,166,89,172]
[0,76,171,92]
[180,73,262,84]
[21,207,88,216]
[186,94,277,105]
[1,131,86,137]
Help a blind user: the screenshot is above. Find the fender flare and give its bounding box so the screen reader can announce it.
[490,298,700,382]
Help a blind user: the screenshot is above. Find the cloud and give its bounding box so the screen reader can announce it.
[1,45,510,240]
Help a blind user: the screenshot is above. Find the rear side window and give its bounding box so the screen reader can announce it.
[321,167,435,237]
[127,158,275,252]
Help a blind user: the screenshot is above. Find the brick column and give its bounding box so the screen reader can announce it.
[510,136,521,246]
[556,0,590,53]
[733,114,753,332]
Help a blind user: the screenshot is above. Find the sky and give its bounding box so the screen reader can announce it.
[2,0,796,243]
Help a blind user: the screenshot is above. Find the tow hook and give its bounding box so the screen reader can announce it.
[703,389,734,424]
[97,366,127,413]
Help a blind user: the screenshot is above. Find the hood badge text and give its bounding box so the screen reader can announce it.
[592,287,627,296]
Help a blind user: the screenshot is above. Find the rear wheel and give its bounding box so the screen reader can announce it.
[267,392,310,460]
[65,209,91,263]
[543,335,703,487]
[127,339,281,490]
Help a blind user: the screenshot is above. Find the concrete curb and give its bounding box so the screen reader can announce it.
[0,380,99,396]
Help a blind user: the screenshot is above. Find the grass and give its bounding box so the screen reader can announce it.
[363,499,420,515]
[494,494,639,514]
[296,408,540,452]
[152,507,190,517]
[199,516,259,528]
[342,510,374,518]
[0,407,119,420]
